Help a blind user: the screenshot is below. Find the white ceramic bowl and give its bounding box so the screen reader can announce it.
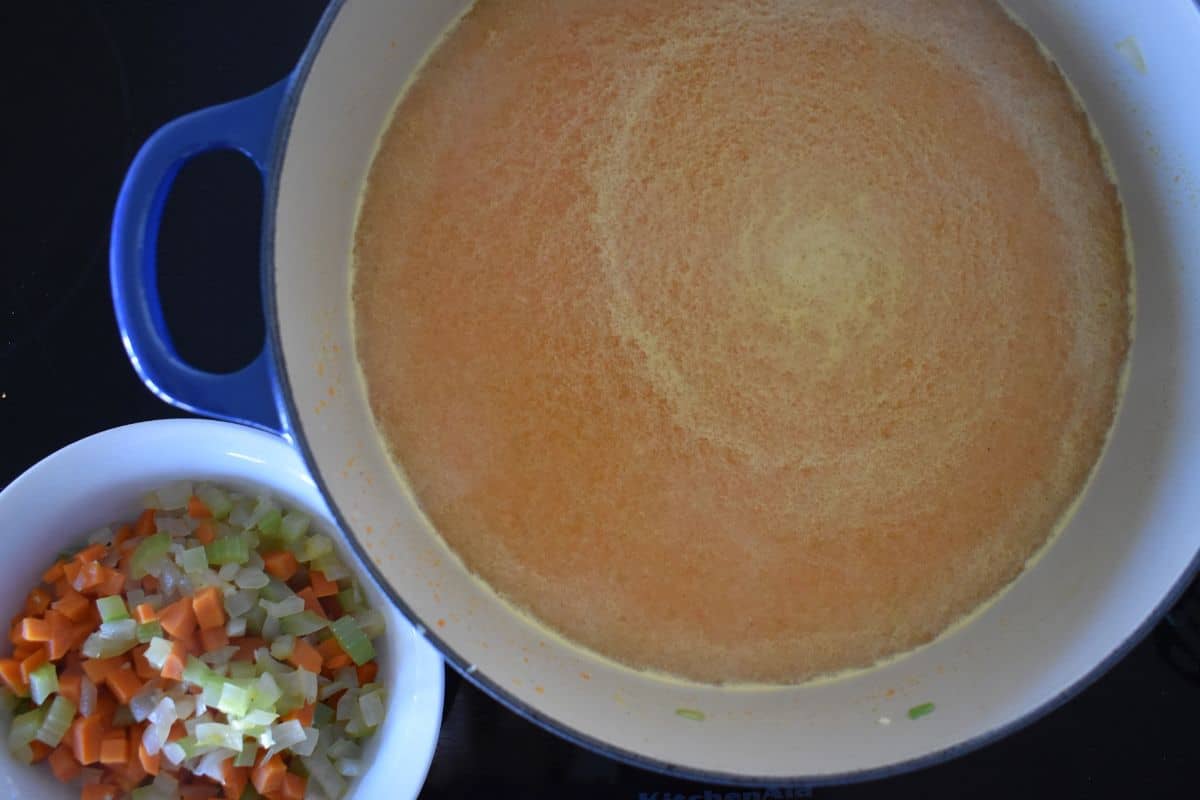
[0,419,443,799]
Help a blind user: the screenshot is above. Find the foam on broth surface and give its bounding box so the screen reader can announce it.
[353,0,1131,684]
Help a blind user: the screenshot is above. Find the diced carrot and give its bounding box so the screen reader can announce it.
[138,739,161,776]
[99,728,128,764]
[133,509,157,537]
[297,587,326,619]
[159,597,197,639]
[68,620,95,652]
[187,495,213,519]
[251,753,286,795]
[46,611,76,660]
[61,561,82,590]
[160,641,187,681]
[30,739,52,763]
[132,645,158,681]
[19,646,49,682]
[9,620,29,647]
[140,575,159,594]
[195,520,217,545]
[52,589,91,622]
[75,543,108,565]
[0,658,28,694]
[25,587,53,616]
[286,637,322,674]
[58,671,82,705]
[93,688,118,726]
[21,617,51,642]
[180,786,220,800]
[316,637,344,662]
[262,551,299,581]
[73,562,105,594]
[113,524,134,547]
[97,567,126,597]
[279,772,306,800]
[167,720,187,743]
[231,637,266,661]
[319,595,343,620]
[280,703,315,728]
[134,603,158,624]
[106,665,144,705]
[324,652,352,672]
[49,743,82,782]
[192,586,226,630]
[71,713,104,765]
[42,560,66,584]
[81,784,119,800]
[308,570,338,598]
[109,757,148,792]
[176,627,202,656]
[221,759,249,800]
[200,626,229,652]
[12,643,39,662]
[81,656,124,685]
[357,661,378,684]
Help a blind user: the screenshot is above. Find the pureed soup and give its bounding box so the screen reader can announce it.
[352,0,1132,684]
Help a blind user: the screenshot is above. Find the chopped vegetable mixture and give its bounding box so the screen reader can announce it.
[0,482,387,800]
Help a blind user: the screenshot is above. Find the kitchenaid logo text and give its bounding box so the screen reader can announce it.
[638,789,810,800]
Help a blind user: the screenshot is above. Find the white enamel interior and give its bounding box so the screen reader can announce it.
[271,0,1200,780]
[0,421,444,799]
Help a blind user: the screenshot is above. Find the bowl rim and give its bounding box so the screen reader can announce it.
[0,418,445,798]
[260,0,1200,788]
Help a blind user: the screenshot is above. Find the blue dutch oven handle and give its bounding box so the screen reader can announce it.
[111,79,291,435]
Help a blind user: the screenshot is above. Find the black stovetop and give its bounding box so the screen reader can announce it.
[3,3,1197,798]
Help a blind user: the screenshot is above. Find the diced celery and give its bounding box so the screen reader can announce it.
[227,661,257,681]
[261,596,305,619]
[8,706,46,762]
[329,615,375,666]
[355,609,386,639]
[313,703,334,728]
[280,611,327,637]
[259,580,294,603]
[206,536,250,566]
[269,635,295,661]
[217,682,251,718]
[35,695,76,746]
[311,554,350,582]
[82,620,138,659]
[96,595,130,622]
[197,485,233,520]
[336,586,363,614]
[297,535,333,563]
[183,656,215,687]
[279,511,311,543]
[257,508,283,538]
[131,532,172,579]
[29,663,58,706]
[177,545,210,574]
[137,621,164,643]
